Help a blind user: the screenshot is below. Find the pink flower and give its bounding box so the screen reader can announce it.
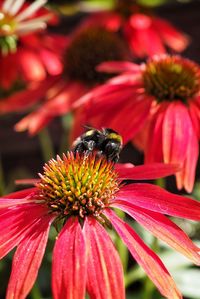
[75,55,200,192]
[82,1,189,58]
[11,26,127,136]
[1,152,200,298]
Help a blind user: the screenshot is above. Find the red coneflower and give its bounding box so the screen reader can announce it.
[75,55,200,192]
[12,25,128,136]
[0,152,200,299]
[81,0,189,58]
[0,0,66,91]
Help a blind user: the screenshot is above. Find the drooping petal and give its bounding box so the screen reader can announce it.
[145,102,168,163]
[176,132,199,193]
[0,204,49,259]
[105,209,181,299]
[0,77,58,113]
[84,217,125,299]
[52,217,86,299]
[182,133,199,192]
[18,49,46,81]
[116,162,179,180]
[162,101,192,164]
[154,17,189,52]
[15,109,54,135]
[6,214,54,299]
[115,183,200,220]
[39,48,63,75]
[112,201,200,265]
[124,14,166,57]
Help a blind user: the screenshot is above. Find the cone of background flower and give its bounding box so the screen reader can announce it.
[0,152,200,298]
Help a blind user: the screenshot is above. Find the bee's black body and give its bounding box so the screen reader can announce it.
[72,128,123,163]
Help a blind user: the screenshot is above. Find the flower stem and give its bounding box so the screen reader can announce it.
[115,209,129,272]
[143,237,159,298]
[125,266,145,287]
[155,177,166,188]
[59,114,73,154]
[30,283,42,299]
[143,276,155,299]
[38,128,55,162]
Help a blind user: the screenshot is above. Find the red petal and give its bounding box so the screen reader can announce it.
[52,217,86,299]
[39,49,63,75]
[112,201,200,265]
[97,61,140,73]
[18,49,46,81]
[15,179,40,186]
[84,217,125,299]
[182,133,199,192]
[15,109,54,135]
[125,16,166,57]
[145,102,168,163]
[0,188,38,208]
[116,162,180,180]
[115,183,200,220]
[154,17,189,52]
[162,102,192,164]
[108,95,152,143]
[0,77,58,113]
[6,214,53,299]
[2,188,36,199]
[0,204,49,259]
[105,209,182,299]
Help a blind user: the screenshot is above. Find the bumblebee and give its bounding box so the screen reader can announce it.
[72,127,123,163]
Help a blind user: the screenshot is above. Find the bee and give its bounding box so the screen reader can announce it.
[72,127,123,163]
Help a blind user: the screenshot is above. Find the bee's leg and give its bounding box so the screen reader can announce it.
[83,140,95,151]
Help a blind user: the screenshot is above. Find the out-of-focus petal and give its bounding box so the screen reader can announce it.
[189,100,200,138]
[97,61,141,73]
[105,209,181,299]
[18,49,46,81]
[0,77,58,113]
[115,183,200,220]
[84,217,125,299]
[15,80,87,135]
[15,109,54,135]
[39,49,63,75]
[112,201,200,264]
[154,17,189,52]
[6,214,54,299]
[0,204,49,259]
[15,179,40,186]
[52,217,86,299]
[124,14,166,57]
[116,162,180,180]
